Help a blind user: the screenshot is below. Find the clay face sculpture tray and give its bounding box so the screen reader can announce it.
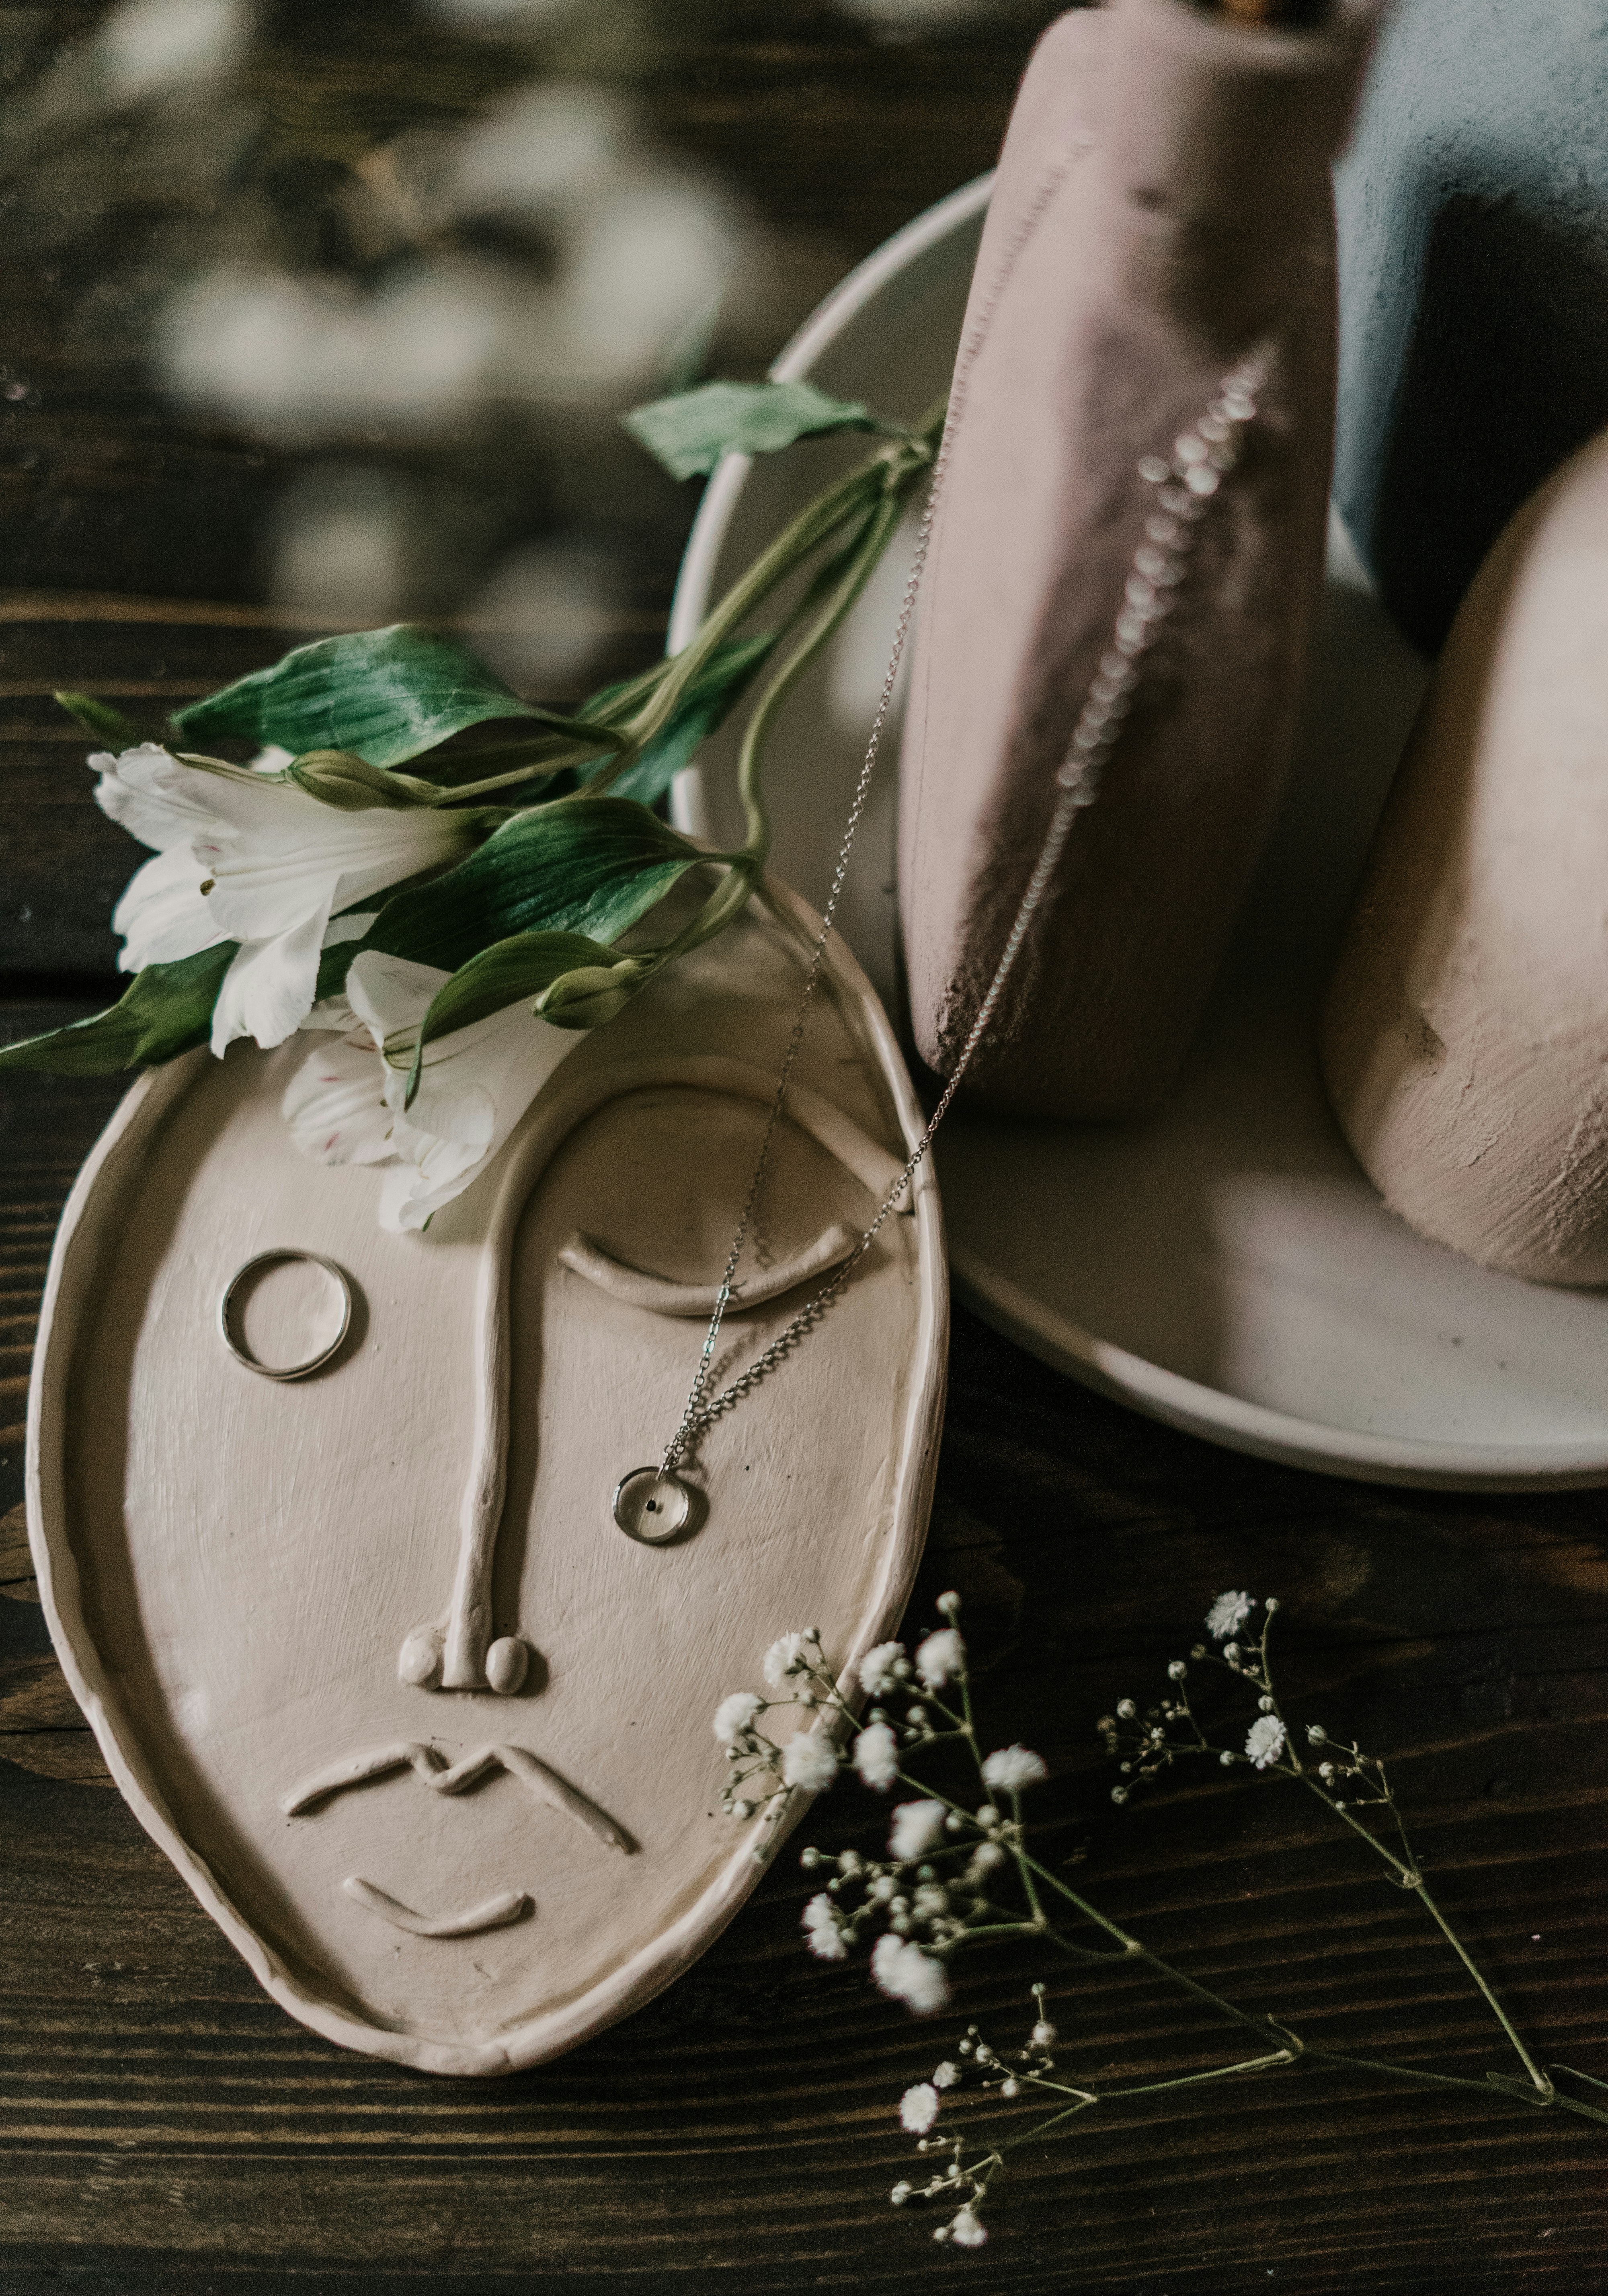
[671,175,1608,1492]
[27,881,946,2074]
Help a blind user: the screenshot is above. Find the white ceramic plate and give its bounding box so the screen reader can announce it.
[669,172,1608,1492]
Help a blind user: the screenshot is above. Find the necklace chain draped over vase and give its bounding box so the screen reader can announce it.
[613,293,1269,1543]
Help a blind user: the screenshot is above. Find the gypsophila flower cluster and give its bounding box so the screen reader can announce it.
[712,1589,1604,2253]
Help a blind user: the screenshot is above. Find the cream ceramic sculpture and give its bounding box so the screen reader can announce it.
[1322,427,1608,1284]
[898,0,1383,1119]
[27,878,946,2073]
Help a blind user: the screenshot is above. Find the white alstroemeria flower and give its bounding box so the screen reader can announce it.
[92,743,475,1056]
[283,949,584,1233]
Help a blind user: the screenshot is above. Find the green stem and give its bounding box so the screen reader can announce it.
[733,483,907,862]
[1412,1879,1553,2096]
[1289,1772,1550,2095]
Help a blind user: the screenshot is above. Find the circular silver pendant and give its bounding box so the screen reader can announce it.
[612,1467,694,1545]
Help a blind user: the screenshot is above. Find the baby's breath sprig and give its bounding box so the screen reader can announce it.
[713,1589,1608,2252]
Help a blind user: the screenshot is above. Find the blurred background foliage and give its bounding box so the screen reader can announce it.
[0,0,1062,705]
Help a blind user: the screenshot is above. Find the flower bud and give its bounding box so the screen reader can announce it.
[288,749,427,810]
[537,961,643,1031]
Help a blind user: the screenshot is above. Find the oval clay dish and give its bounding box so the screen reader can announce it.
[27,879,947,2075]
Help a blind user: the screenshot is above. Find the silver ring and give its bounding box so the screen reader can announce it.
[219,1251,355,1383]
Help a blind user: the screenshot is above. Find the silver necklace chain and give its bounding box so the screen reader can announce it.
[657,169,1268,1480]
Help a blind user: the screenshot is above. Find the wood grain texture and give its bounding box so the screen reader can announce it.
[5,997,1608,2289]
[3,4,1604,2284]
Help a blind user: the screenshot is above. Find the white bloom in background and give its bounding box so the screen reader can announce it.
[914,1627,965,1688]
[764,1631,814,1691]
[947,2207,988,2250]
[871,1934,950,2016]
[855,1641,905,1697]
[888,1799,947,1862]
[781,1729,839,1793]
[801,1893,846,1962]
[899,2081,940,2135]
[931,2060,960,2090]
[852,1722,900,1791]
[980,1744,1049,1795]
[284,950,585,1233]
[1206,1590,1254,1641]
[712,1692,761,1746]
[93,744,474,1057]
[1245,1715,1287,1769]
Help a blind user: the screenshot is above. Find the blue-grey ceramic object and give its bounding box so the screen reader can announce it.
[1335,0,1608,653]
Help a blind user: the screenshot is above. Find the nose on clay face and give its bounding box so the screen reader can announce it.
[399,1621,531,1695]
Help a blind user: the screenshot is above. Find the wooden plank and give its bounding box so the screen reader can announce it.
[2,1020,1608,2285]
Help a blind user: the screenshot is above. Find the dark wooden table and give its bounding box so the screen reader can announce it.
[4,6,1608,2288]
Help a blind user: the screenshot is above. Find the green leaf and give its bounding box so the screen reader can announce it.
[55,691,156,748]
[416,928,620,1046]
[621,379,890,482]
[0,943,236,1075]
[577,631,778,804]
[363,796,708,977]
[171,625,585,770]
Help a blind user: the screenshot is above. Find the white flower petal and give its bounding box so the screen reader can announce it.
[852,1721,900,1791]
[780,1729,839,1793]
[330,951,586,1235]
[282,1031,400,1166]
[980,1745,1048,1795]
[91,744,218,852]
[888,1799,947,1862]
[915,1627,965,1688]
[870,1933,949,2015]
[712,1691,761,1747]
[899,2082,940,2134]
[211,899,332,1054]
[196,782,468,943]
[110,843,229,973]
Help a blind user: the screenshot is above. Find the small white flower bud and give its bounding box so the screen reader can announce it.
[937,1591,962,1618]
[1319,1763,1335,1781]
[976,1805,999,1828]
[1111,1785,1128,1804]
[1001,2077,1020,2098]
[1095,1715,1116,1735]
[1219,1751,1233,1767]
[1031,2021,1056,2048]
[1258,1695,1275,1713]
[800,1847,820,1869]
[733,1799,753,1820]
[1307,1724,1327,1744]
[944,1813,963,1832]
[1191,1644,1206,1660]
[1116,1699,1136,1719]
[890,2183,912,2206]
[1222,1644,1239,1665]
[1168,1661,1186,1680]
